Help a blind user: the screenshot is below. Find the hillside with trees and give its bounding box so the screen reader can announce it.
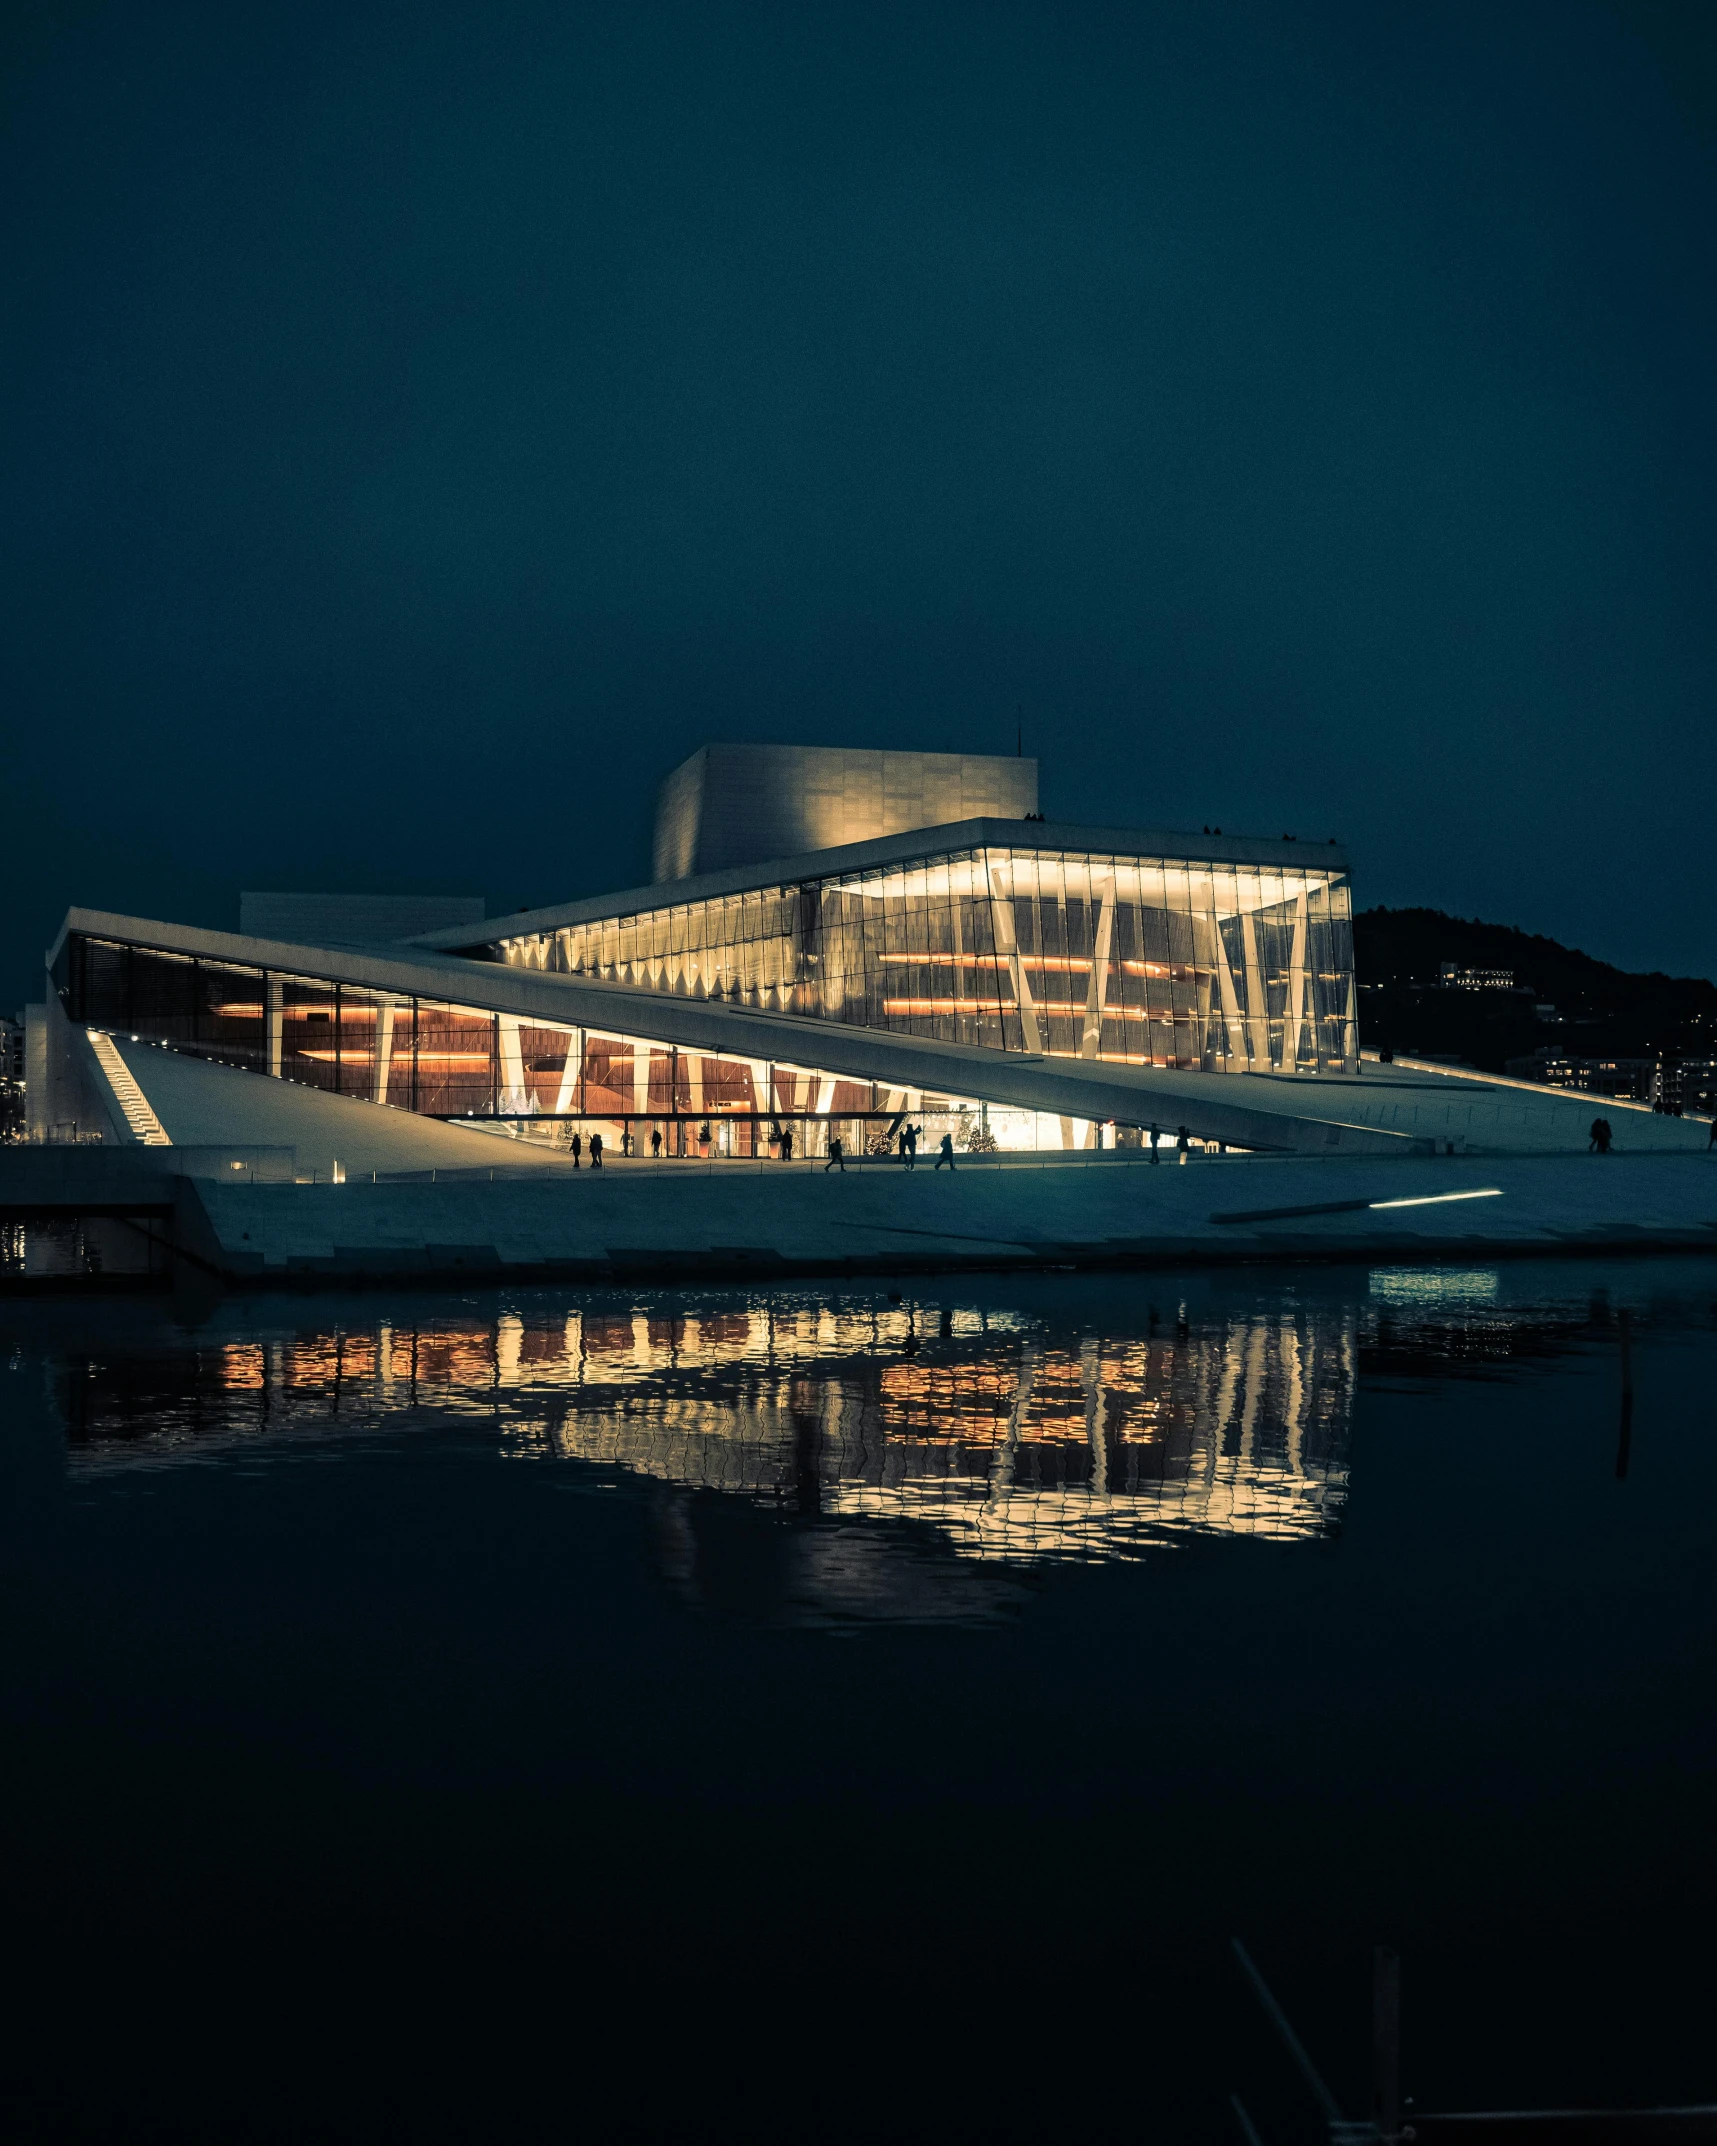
[1352,907,1717,1078]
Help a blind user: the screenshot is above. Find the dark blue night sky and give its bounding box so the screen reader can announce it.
[4,1,1713,1007]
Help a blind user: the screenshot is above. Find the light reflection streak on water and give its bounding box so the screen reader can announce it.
[60,1297,1354,1570]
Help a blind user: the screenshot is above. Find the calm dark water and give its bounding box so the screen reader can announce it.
[3,1261,1715,2144]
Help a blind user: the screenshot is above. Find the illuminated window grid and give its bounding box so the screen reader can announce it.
[60,934,999,1130]
[490,845,1356,1073]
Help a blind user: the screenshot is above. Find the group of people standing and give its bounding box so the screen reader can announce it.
[562,1112,1701,1170]
[563,1123,744,1165]
[561,1120,1218,1168]
[824,1124,956,1172]
[563,1127,664,1166]
[560,1120,959,1169]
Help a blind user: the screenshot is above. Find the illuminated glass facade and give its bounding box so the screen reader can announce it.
[55,932,1108,1153]
[50,817,1358,1159]
[488,842,1357,1073]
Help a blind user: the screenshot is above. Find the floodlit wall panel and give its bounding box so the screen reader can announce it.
[651,744,1040,882]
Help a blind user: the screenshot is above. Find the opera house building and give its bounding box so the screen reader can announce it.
[34,743,1366,1161]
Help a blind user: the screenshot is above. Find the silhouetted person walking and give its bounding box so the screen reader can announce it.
[824,1137,845,1172]
[779,1126,793,1162]
[620,1128,633,1157]
[1589,1117,1613,1154]
[1149,1124,1161,1164]
[650,1127,662,1158]
[934,1133,956,1170]
[589,1133,603,1168]
[570,1132,581,1169]
[1176,1125,1190,1164]
[902,1125,917,1169]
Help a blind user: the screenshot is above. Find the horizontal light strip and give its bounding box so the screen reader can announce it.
[1368,1189,1503,1210]
[881,999,1176,1021]
[1041,1049,1202,1065]
[875,953,1012,969]
[876,953,1095,972]
[1213,1187,1504,1226]
[214,1004,475,1022]
[872,955,1214,979]
[297,1050,493,1065]
[882,998,1014,1015]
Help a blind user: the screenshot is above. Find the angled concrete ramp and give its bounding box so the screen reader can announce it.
[107,1037,577,1181]
[1177,1057,1711,1156]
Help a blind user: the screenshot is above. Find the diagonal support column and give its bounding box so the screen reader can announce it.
[1240,912,1270,1068]
[373,1003,396,1104]
[1286,891,1309,1069]
[1214,925,1251,1070]
[552,1028,582,1116]
[498,1016,525,1114]
[989,864,1042,1053]
[1081,884,1114,1059]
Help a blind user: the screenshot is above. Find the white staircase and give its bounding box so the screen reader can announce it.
[88,1031,173,1145]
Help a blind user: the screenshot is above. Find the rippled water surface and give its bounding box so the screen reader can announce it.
[4,1261,1715,2143]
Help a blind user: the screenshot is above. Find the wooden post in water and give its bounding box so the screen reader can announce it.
[1373,1945,1401,2146]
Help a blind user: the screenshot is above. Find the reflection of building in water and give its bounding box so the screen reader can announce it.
[60,1297,1353,1572]
[512,1314,1352,1564]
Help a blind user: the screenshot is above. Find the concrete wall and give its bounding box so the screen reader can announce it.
[652,745,1040,881]
[27,994,118,1143]
[184,1148,1717,1286]
[23,1004,48,1140]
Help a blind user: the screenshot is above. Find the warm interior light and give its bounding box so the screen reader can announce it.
[1042,1049,1186,1065]
[876,952,1096,973]
[876,953,1003,968]
[880,998,1165,1020]
[212,1004,414,1020]
[297,1050,493,1065]
[882,999,1015,1016]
